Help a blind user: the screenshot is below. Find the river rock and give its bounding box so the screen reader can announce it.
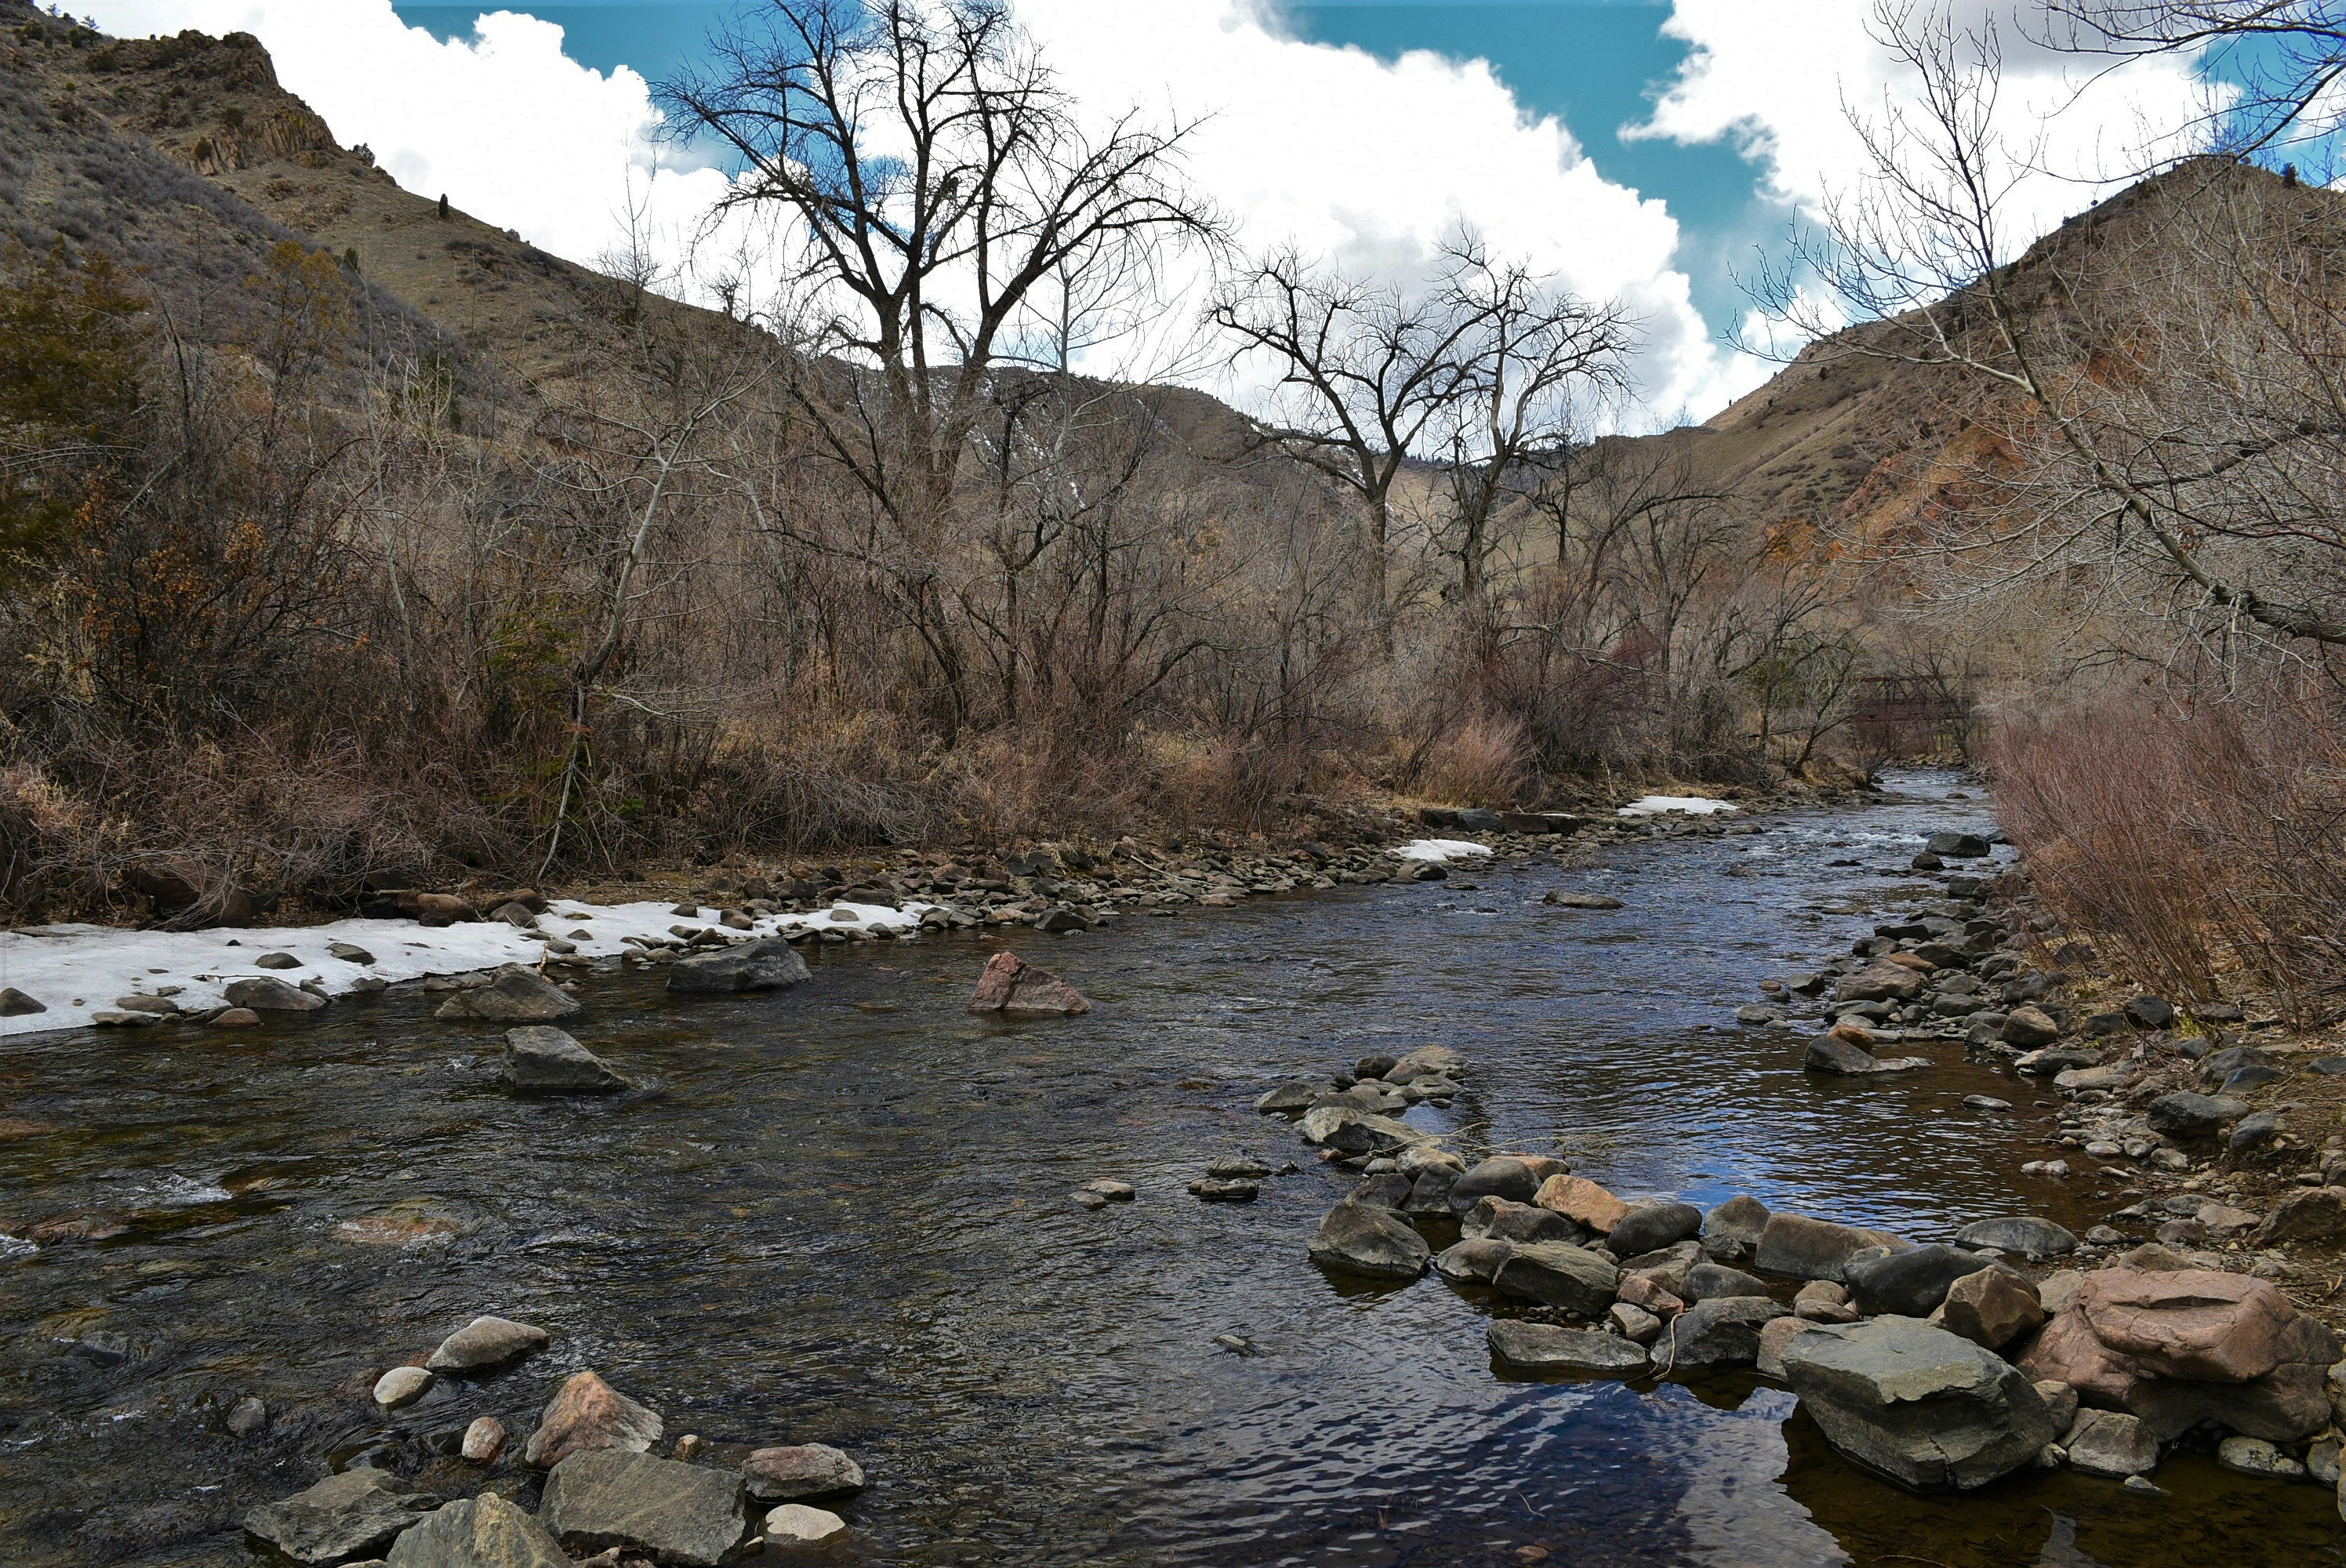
[1190,1177,1258,1203]
[1307,1200,1429,1280]
[1611,1302,1664,1345]
[225,1395,269,1437]
[2061,1408,2161,1478]
[1941,1268,2043,1351]
[524,1370,663,1469]
[539,1450,744,1568]
[1610,1200,1703,1257]
[1681,1261,1770,1301]
[1783,1316,2058,1490]
[2036,1378,2079,1432]
[762,1504,848,1547]
[2001,1006,2062,1048]
[1756,1213,1912,1283]
[1803,1034,1926,1074]
[0,986,45,1014]
[435,964,580,1022]
[2145,1092,2249,1139]
[374,1366,433,1408]
[1402,1165,1458,1214]
[1385,1045,1465,1083]
[1298,1105,1426,1155]
[1534,1174,1629,1235]
[2257,1185,2346,1245]
[1545,891,1624,909]
[964,949,1090,1014]
[1838,964,1925,1004]
[1462,1196,1583,1247]
[461,1416,507,1464]
[743,1443,865,1502]
[1701,1196,1770,1265]
[502,1027,629,1094]
[1665,1296,1790,1370]
[1447,1156,1541,1213]
[427,1315,550,1373]
[1254,1080,1323,1114]
[211,1007,263,1028]
[1493,1242,1619,1315]
[1926,832,1991,858]
[1955,1217,2077,1261]
[1847,1244,1993,1318]
[245,1469,434,1565]
[670,938,813,996]
[1487,1319,1648,1376]
[1433,1236,1514,1284]
[384,1493,568,1568]
[2216,1435,2305,1479]
[223,975,327,1013]
[1757,1315,1820,1378]
[2124,995,2177,1031]
[1795,1280,1858,1323]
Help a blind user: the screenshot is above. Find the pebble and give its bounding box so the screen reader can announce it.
[460,1415,506,1463]
[372,1366,432,1408]
[224,1395,268,1437]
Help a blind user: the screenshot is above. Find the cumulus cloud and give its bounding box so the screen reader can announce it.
[81,0,1781,419]
[1635,1,2221,253]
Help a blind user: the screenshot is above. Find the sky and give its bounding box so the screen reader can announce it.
[72,2,2232,426]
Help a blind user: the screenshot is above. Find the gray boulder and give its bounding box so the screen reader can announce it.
[668,938,812,995]
[1665,1296,1790,1370]
[2061,1409,2161,1479]
[385,1494,569,1568]
[1493,1242,1619,1316]
[1447,1156,1541,1214]
[1253,1080,1323,1115]
[1487,1319,1648,1377]
[425,1314,549,1373]
[2146,1092,2249,1139]
[502,1027,629,1094]
[1681,1261,1771,1301]
[435,964,581,1022]
[1846,1244,1993,1318]
[1755,1213,1912,1283]
[1432,1236,1514,1284]
[1462,1196,1583,1247]
[1925,832,1990,858]
[245,1469,434,1565]
[1298,1105,1426,1156]
[1782,1317,2061,1490]
[1701,1195,1770,1265]
[1609,1200,1703,1257]
[539,1450,746,1568]
[1306,1201,1429,1280]
[1954,1217,2077,1261]
[224,975,328,1014]
[743,1443,866,1502]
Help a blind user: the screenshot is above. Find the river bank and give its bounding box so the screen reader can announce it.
[3,770,2341,1567]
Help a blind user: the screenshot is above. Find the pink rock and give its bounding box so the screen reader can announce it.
[965,951,1091,1016]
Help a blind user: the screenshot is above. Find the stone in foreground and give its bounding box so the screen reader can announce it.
[1667,1296,1791,1370]
[427,1313,550,1373]
[373,1365,433,1408]
[1487,1319,1647,1377]
[744,1443,866,1502]
[668,937,813,995]
[1954,1216,2077,1261]
[502,1027,630,1093]
[1492,1241,1619,1315]
[245,1469,434,1565]
[524,1369,664,1469]
[1307,1200,1429,1280]
[1782,1316,2060,1491]
[763,1504,848,1547]
[385,1493,569,1568]
[964,949,1091,1014]
[2061,1409,2160,1479]
[435,964,581,1022]
[223,975,328,1013]
[1755,1213,1911,1283]
[540,1449,745,1568]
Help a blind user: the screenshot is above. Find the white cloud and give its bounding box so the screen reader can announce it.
[1635,1,2221,256]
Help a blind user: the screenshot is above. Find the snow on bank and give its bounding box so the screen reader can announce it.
[1392,839,1493,862]
[1617,796,1738,818]
[0,898,928,1041]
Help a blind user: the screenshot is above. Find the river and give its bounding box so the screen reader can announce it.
[1,770,2337,1566]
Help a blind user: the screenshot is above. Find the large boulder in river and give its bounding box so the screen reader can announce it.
[435,964,580,1022]
[964,949,1090,1015]
[1665,1296,1789,1370]
[1462,1196,1583,1247]
[1954,1217,2077,1261]
[1846,1244,1993,1318]
[426,1314,549,1373]
[524,1370,663,1469]
[1610,1200,1703,1257]
[1307,1200,1429,1280]
[2017,1269,2340,1441]
[1447,1156,1540,1213]
[743,1443,866,1502]
[1299,1105,1427,1156]
[1533,1174,1629,1236]
[1701,1195,1770,1265]
[245,1468,434,1564]
[502,1027,630,1094]
[1493,1242,1618,1315]
[1783,1316,2059,1491]
[1385,1044,1465,1083]
[1756,1213,1912,1283]
[539,1449,746,1568]
[1836,964,1925,1004]
[1488,1319,1648,1377]
[223,975,327,1014]
[386,1493,569,1568]
[669,937,813,996]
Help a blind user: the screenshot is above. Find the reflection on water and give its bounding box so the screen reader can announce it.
[0,771,2338,1566]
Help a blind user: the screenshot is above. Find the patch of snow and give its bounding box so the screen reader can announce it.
[1617,795,1739,818]
[1392,838,1493,862]
[0,897,929,1040]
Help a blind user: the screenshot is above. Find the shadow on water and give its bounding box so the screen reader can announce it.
[0,770,2338,1565]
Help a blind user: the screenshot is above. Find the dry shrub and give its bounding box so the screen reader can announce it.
[686,706,935,855]
[1415,713,1532,806]
[1986,694,2346,1015]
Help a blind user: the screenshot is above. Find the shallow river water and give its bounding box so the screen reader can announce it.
[1,771,2340,1567]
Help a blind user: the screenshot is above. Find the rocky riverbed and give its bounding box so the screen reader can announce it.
[3,771,2343,1566]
